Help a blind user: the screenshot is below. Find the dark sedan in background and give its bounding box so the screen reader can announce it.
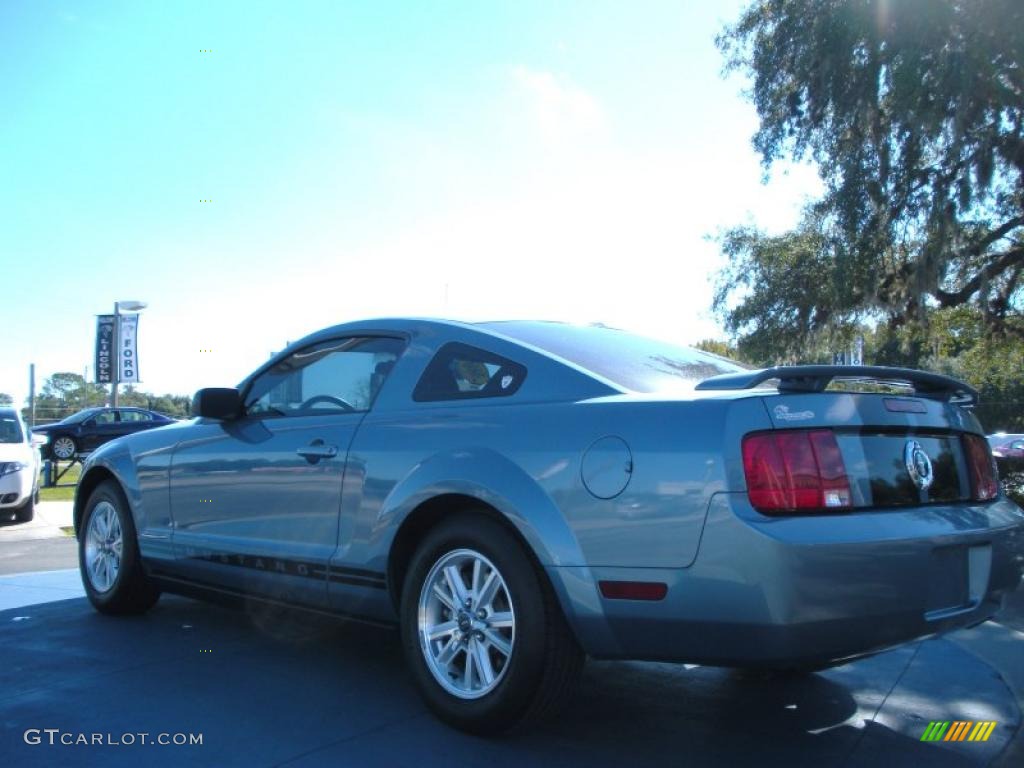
[32,407,176,460]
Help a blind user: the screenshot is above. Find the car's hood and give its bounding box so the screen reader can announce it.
[87,418,196,461]
[31,423,60,433]
[0,443,35,463]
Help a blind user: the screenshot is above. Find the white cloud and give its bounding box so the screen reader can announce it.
[511,66,609,148]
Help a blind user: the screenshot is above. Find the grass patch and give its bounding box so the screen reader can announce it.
[38,462,81,503]
[59,526,76,537]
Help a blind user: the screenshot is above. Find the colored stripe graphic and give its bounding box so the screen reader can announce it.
[944,721,964,741]
[974,722,997,742]
[921,720,997,743]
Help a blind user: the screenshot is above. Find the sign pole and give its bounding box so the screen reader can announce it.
[112,301,120,407]
[28,363,35,429]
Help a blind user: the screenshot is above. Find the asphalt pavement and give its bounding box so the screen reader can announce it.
[1,503,1022,767]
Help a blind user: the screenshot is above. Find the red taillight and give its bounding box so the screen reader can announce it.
[742,430,852,513]
[963,434,999,501]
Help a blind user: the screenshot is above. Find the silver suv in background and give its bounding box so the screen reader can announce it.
[0,408,42,523]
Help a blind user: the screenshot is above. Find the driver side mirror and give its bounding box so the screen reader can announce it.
[192,388,242,420]
[30,433,47,448]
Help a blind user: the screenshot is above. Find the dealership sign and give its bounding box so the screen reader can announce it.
[95,313,141,384]
[119,313,140,383]
[95,315,115,384]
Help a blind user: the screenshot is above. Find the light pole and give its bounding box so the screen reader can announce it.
[111,300,147,408]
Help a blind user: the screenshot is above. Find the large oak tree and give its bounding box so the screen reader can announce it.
[715,0,1023,360]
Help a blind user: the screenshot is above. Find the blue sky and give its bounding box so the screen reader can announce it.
[0,1,820,407]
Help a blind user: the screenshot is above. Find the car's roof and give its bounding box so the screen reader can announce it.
[75,406,150,412]
[261,317,747,401]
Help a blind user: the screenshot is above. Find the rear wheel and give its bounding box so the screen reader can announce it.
[79,480,160,614]
[400,514,583,735]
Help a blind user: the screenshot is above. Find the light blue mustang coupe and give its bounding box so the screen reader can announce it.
[75,319,1024,733]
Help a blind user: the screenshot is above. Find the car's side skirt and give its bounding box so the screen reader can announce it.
[148,571,399,630]
[181,552,387,590]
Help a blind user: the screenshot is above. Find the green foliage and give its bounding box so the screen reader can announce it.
[117,386,192,418]
[694,338,743,361]
[702,305,1024,431]
[25,375,192,423]
[713,219,873,362]
[0,392,12,406]
[716,0,1024,347]
[31,373,109,422]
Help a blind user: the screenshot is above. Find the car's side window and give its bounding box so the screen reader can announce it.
[119,410,150,423]
[413,342,527,402]
[245,336,404,418]
[94,411,117,425]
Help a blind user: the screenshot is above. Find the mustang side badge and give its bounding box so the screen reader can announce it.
[904,440,934,491]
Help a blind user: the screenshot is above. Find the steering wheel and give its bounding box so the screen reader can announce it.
[299,394,356,412]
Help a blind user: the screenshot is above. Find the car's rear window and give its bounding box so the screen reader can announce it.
[479,322,746,393]
[413,342,526,402]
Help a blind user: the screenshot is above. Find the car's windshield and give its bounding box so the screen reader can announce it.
[0,414,24,443]
[62,408,103,424]
[480,322,747,393]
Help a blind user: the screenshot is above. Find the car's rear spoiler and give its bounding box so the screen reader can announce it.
[695,365,978,405]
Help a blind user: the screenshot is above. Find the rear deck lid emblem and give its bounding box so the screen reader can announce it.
[904,440,934,490]
[773,404,814,421]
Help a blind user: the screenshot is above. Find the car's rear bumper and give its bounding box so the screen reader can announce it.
[550,493,1024,665]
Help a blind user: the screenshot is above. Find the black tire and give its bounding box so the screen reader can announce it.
[400,513,584,735]
[14,497,34,523]
[79,480,160,615]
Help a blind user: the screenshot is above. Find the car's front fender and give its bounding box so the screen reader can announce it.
[74,444,140,535]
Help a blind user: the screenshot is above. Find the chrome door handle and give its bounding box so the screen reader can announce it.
[296,443,338,460]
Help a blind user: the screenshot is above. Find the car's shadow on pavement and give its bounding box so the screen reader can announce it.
[0,595,1016,767]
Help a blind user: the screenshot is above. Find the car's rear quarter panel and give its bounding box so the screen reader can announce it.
[598,492,1024,666]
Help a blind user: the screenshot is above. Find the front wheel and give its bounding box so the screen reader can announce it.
[51,436,77,460]
[14,497,34,523]
[400,514,583,735]
[79,480,160,614]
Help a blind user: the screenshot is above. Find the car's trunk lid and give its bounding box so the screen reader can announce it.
[761,391,983,509]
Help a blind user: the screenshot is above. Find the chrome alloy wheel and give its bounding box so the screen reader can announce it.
[418,548,516,699]
[52,436,76,460]
[84,501,123,593]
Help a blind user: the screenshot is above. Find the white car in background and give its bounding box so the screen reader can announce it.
[0,408,43,523]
